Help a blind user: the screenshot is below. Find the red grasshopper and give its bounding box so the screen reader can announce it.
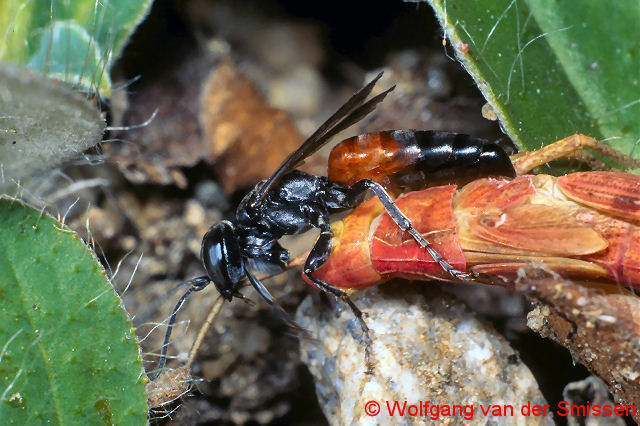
[305,134,640,289]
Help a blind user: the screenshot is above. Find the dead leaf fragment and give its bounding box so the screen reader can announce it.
[147,366,193,409]
[199,63,302,192]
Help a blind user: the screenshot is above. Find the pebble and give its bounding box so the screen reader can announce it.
[296,283,552,425]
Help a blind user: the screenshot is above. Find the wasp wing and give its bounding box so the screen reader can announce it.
[251,72,394,207]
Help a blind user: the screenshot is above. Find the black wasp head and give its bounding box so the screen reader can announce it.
[201,220,245,301]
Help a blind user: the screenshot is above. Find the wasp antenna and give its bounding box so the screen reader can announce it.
[150,276,210,381]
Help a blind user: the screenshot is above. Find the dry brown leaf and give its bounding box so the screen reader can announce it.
[199,62,302,193]
[108,59,301,192]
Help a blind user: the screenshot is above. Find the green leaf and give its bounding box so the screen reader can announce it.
[0,0,154,96]
[425,0,640,157]
[0,197,147,424]
[27,22,111,95]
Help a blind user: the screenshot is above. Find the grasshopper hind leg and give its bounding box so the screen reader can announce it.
[511,134,640,175]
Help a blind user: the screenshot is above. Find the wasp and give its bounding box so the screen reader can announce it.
[309,134,640,290]
[151,72,518,378]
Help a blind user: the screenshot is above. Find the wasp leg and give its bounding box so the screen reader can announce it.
[346,179,473,281]
[303,220,374,374]
[243,264,308,335]
[151,276,210,381]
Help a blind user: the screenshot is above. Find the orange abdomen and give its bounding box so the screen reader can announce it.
[328,130,420,189]
[328,130,516,193]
